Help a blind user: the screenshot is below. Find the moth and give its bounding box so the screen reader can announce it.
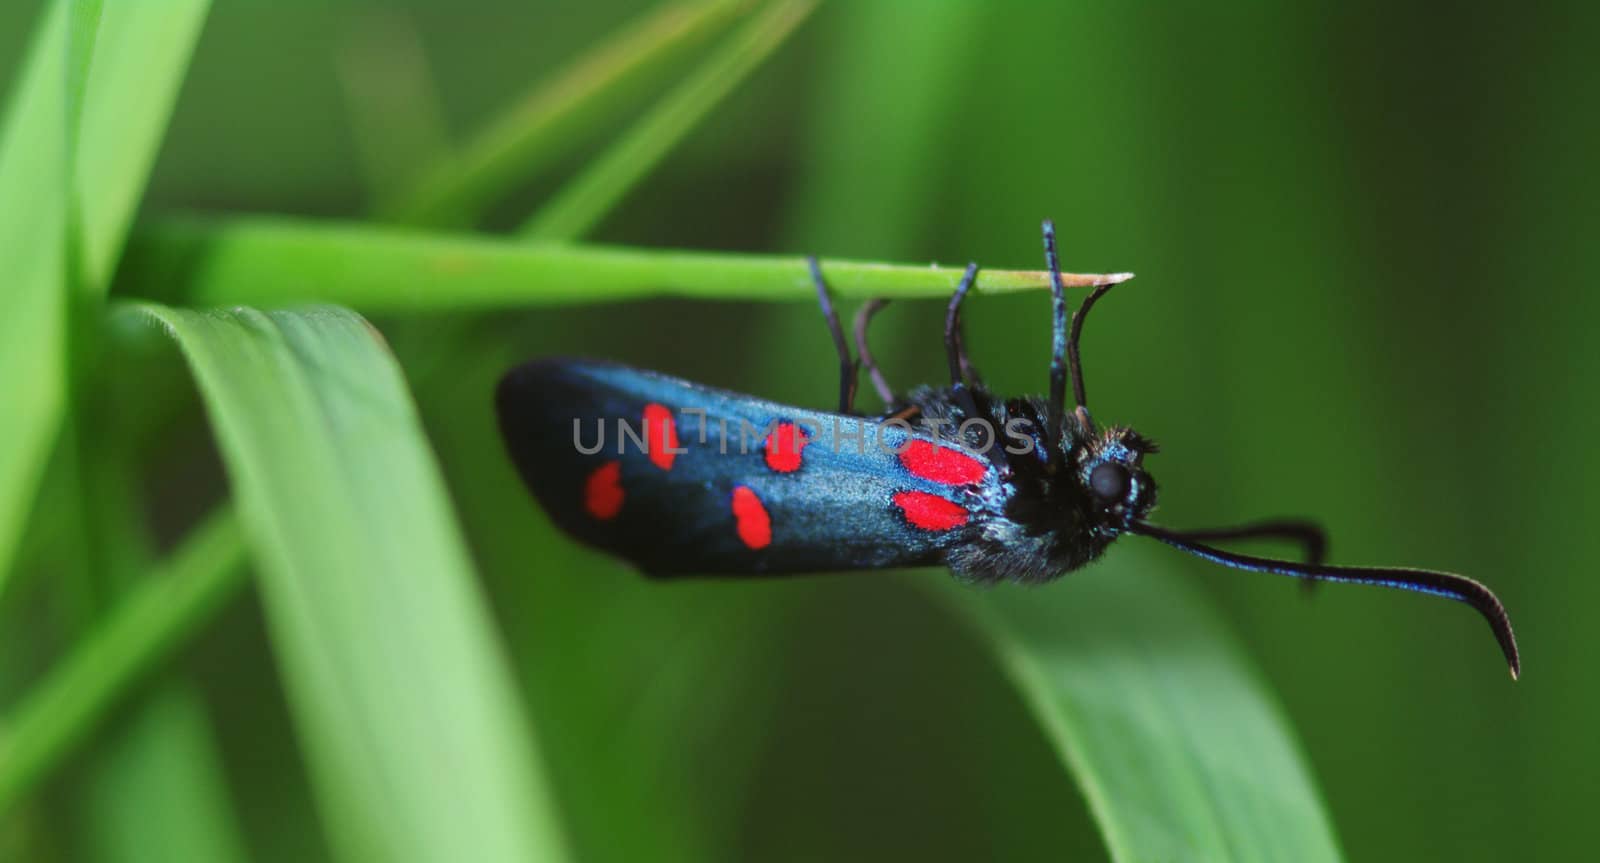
[496,221,1519,677]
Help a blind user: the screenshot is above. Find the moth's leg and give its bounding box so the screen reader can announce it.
[886,404,922,423]
[943,262,981,390]
[808,256,857,414]
[953,312,983,387]
[852,298,896,406]
[943,262,999,443]
[1045,218,1070,415]
[943,263,1010,472]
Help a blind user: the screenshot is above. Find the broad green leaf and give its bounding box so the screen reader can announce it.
[934,545,1344,863]
[0,0,68,593]
[131,304,568,863]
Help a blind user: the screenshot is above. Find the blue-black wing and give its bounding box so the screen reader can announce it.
[495,358,997,576]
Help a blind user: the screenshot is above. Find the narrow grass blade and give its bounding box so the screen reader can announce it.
[129,304,569,863]
[0,509,246,814]
[122,214,1130,310]
[73,0,210,291]
[780,0,982,253]
[523,0,818,240]
[0,0,210,591]
[82,686,250,863]
[382,0,748,226]
[933,545,1344,862]
[66,7,239,855]
[0,0,70,593]
[335,8,450,203]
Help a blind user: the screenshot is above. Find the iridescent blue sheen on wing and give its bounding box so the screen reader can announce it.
[495,358,990,576]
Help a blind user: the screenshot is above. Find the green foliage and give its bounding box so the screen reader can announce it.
[80,688,249,863]
[942,556,1342,862]
[132,304,568,862]
[3,1,1586,861]
[122,213,1113,310]
[0,0,68,597]
[72,0,209,290]
[0,509,243,814]
[382,0,750,226]
[522,0,819,240]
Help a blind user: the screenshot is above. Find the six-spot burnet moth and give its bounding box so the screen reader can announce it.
[496,220,1521,678]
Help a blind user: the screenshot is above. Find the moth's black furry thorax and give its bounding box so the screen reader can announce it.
[894,384,1159,585]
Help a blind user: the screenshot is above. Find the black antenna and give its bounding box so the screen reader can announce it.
[1129,520,1521,679]
[1165,519,1328,566]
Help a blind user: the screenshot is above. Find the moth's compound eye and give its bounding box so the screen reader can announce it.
[1089,462,1130,503]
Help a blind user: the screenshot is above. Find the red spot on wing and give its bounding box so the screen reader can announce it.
[584,461,624,520]
[899,439,987,486]
[731,485,772,549]
[894,491,969,531]
[764,422,809,472]
[643,403,679,471]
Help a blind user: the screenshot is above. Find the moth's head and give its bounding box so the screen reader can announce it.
[1073,425,1158,535]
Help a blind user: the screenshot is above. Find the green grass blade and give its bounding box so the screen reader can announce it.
[73,338,246,861]
[335,8,450,203]
[65,357,249,863]
[382,0,748,226]
[934,545,1344,862]
[0,0,210,592]
[73,0,210,292]
[129,304,569,863]
[0,0,70,595]
[82,686,250,863]
[0,509,246,814]
[121,214,1128,310]
[522,0,818,241]
[780,0,982,253]
[65,7,239,856]
[65,0,103,143]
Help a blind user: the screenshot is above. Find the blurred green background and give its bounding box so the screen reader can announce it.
[3,1,1596,860]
